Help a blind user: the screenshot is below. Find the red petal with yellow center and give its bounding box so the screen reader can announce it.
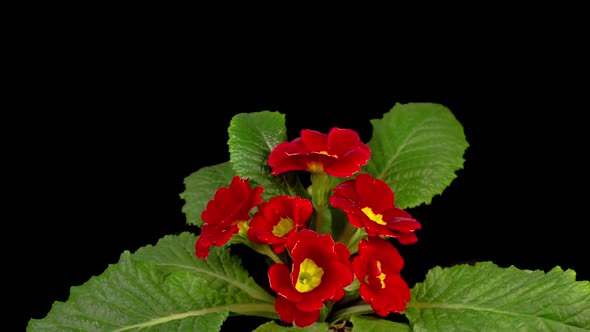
[354,173,394,212]
[330,173,421,243]
[247,195,312,254]
[195,176,263,259]
[268,229,353,326]
[268,264,303,302]
[353,237,410,316]
[201,176,263,225]
[268,128,370,177]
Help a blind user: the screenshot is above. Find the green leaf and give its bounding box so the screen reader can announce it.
[350,315,411,332]
[252,321,330,332]
[365,102,469,209]
[179,162,235,226]
[228,111,305,200]
[27,254,274,332]
[28,233,278,331]
[405,262,590,331]
[133,232,275,304]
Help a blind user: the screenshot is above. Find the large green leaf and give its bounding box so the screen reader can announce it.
[179,162,235,226]
[365,103,469,209]
[405,262,590,331]
[228,111,304,200]
[28,233,277,331]
[133,232,275,303]
[350,315,411,332]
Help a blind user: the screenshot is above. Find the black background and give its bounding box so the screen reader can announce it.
[9,20,589,331]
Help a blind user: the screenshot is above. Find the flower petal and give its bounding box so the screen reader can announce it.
[195,176,263,260]
[324,148,371,177]
[353,237,411,316]
[301,129,329,152]
[293,308,321,328]
[275,296,296,324]
[268,264,303,302]
[296,293,325,312]
[194,238,210,259]
[330,173,420,242]
[268,139,310,175]
[268,128,370,177]
[355,173,394,212]
[274,229,354,325]
[327,128,370,155]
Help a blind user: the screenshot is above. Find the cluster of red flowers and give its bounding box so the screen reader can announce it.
[195,127,421,327]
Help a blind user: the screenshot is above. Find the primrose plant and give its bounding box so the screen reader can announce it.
[28,103,589,331]
[195,124,420,327]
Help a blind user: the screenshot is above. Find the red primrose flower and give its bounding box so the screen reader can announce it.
[353,237,411,316]
[247,195,313,254]
[268,229,353,327]
[195,176,263,259]
[268,127,371,177]
[330,173,421,244]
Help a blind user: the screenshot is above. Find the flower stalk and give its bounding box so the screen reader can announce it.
[330,303,374,324]
[250,241,285,264]
[310,172,332,233]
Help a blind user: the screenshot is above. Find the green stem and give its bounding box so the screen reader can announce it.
[310,172,332,233]
[338,223,358,251]
[319,302,335,323]
[315,204,325,233]
[236,224,284,264]
[330,303,373,324]
[252,244,284,264]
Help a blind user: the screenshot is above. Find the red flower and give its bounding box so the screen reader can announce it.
[329,173,421,244]
[247,195,312,254]
[353,237,410,316]
[268,127,371,177]
[195,176,263,259]
[268,229,353,327]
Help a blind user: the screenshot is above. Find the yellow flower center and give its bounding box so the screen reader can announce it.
[308,162,324,173]
[366,260,387,289]
[361,207,387,225]
[317,150,338,158]
[307,151,338,173]
[376,261,387,289]
[295,258,324,293]
[237,220,249,231]
[272,218,294,237]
